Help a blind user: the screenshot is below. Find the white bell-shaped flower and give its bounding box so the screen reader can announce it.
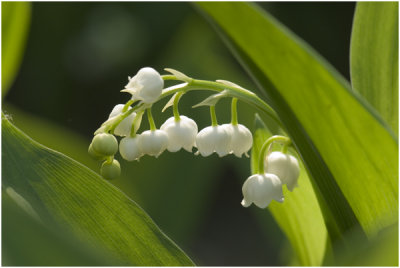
[121,67,164,104]
[108,104,136,137]
[265,151,300,191]
[222,123,253,157]
[119,136,143,161]
[241,173,284,208]
[160,116,198,152]
[139,129,169,157]
[196,125,231,157]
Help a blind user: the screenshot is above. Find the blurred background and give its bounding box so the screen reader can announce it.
[3,2,356,265]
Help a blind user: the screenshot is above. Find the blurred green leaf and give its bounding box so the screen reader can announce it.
[2,114,194,266]
[197,2,398,240]
[350,2,398,135]
[2,2,31,96]
[327,224,398,266]
[2,191,119,266]
[250,114,328,266]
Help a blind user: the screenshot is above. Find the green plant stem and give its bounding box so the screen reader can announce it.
[282,141,291,154]
[173,91,184,122]
[231,97,238,125]
[122,100,134,112]
[147,108,156,131]
[106,155,114,164]
[106,75,282,134]
[161,75,282,128]
[130,110,144,137]
[210,105,218,126]
[258,135,291,174]
[105,104,142,134]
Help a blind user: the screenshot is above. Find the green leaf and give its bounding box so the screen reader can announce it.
[327,224,398,266]
[197,2,398,240]
[2,191,119,266]
[251,114,328,266]
[2,2,31,96]
[350,2,398,135]
[2,102,218,247]
[2,114,194,266]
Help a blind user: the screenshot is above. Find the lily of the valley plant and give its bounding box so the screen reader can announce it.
[89,67,300,208]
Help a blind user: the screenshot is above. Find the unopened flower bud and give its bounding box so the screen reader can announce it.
[241,173,284,208]
[121,67,163,104]
[101,159,121,180]
[119,136,143,161]
[92,133,118,156]
[265,151,300,191]
[139,129,169,157]
[222,123,253,157]
[88,143,107,161]
[196,125,231,157]
[160,116,198,152]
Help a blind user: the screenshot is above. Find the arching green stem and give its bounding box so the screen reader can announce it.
[160,75,283,129]
[231,97,238,125]
[100,101,147,135]
[122,100,135,112]
[173,91,184,122]
[147,108,156,131]
[210,105,218,126]
[105,74,282,134]
[282,139,291,154]
[258,135,291,174]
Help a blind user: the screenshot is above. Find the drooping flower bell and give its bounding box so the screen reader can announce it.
[222,123,253,157]
[121,67,164,104]
[119,136,143,161]
[196,125,231,157]
[241,173,284,208]
[265,151,300,191]
[160,116,198,152]
[139,129,169,157]
[108,104,136,137]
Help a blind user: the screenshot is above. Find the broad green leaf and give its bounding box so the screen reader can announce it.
[350,2,398,135]
[250,114,328,266]
[2,2,31,96]
[2,114,194,266]
[197,2,398,240]
[2,191,119,266]
[3,102,218,246]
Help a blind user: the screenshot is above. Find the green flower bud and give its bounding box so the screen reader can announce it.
[88,143,107,161]
[92,133,118,156]
[101,159,121,180]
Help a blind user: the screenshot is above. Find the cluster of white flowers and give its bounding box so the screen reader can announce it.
[241,151,300,208]
[89,67,301,210]
[196,123,253,157]
[89,67,253,180]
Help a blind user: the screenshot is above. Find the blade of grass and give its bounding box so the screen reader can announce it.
[350,2,398,135]
[2,2,31,96]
